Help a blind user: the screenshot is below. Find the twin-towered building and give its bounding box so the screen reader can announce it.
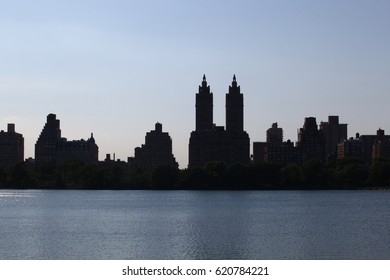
[188,75,250,167]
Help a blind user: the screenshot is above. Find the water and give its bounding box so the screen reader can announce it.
[0,189,389,259]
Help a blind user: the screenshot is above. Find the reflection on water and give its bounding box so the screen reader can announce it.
[0,189,389,259]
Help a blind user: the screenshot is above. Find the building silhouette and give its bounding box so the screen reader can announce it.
[35,114,98,171]
[35,114,61,170]
[320,116,347,161]
[128,122,178,170]
[267,123,283,143]
[296,117,326,163]
[337,133,364,160]
[0,124,24,168]
[372,129,390,160]
[253,123,297,164]
[57,134,98,166]
[189,75,250,167]
[338,129,390,163]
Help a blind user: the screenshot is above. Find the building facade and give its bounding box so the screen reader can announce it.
[320,116,347,161]
[129,122,178,170]
[189,75,250,168]
[337,133,364,160]
[35,114,98,171]
[57,134,98,166]
[296,117,326,163]
[266,123,283,143]
[337,129,390,163]
[0,124,24,168]
[253,123,297,164]
[372,129,390,160]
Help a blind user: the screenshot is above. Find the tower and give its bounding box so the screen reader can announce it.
[35,114,61,171]
[226,75,244,132]
[195,75,213,131]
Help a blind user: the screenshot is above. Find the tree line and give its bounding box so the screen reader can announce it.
[1,157,390,190]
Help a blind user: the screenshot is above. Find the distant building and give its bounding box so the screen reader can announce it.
[320,116,347,161]
[265,140,297,164]
[337,133,364,161]
[35,114,98,171]
[35,114,61,170]
[129,122,178,170]
[57,134,98,166]
[372,129,390,160]
[337,129,390,163]
[253,142,268,163]
[267,123,283,143]
[0,124,24,168]
[188,75,250,167]
[296,117,326,163]
[253,123,297,164]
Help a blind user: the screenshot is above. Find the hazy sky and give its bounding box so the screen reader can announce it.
[1,0,389,167]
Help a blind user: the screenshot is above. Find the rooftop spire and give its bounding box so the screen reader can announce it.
[228,74,240,94]
[201,74,208,88]
[231,74,238,88]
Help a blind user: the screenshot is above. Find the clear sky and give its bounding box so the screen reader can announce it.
[1,0,389,168]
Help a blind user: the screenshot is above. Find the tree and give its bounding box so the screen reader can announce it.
[368,158,390,187]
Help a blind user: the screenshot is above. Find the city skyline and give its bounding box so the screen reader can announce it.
[1,100,389,168]
[1,0,389,168]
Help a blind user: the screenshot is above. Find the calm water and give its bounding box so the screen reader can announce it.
[0,189,389,259]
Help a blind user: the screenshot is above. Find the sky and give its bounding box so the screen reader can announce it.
[1,0,389,168]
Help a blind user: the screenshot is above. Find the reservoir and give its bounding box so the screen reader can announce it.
[0,189,389,259]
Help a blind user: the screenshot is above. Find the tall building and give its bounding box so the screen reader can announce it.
[0,124,24,168]
[129,122,178,170]
[296,117,326,163]
[320,116,347,161]
[226,75,243,132]
[266,123,283,143]
[35,114,62,171]
[196,74,213,131]
[189,75,250,168]
[35,114,98,171]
